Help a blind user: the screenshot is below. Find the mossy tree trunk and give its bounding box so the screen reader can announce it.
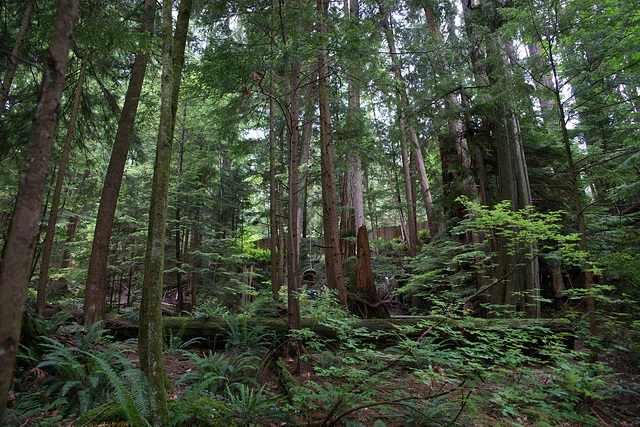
[138,0,192,425]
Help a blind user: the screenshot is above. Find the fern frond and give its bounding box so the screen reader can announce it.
[82,351,151,427]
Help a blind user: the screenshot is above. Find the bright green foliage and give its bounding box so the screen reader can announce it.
[405,197,587,314]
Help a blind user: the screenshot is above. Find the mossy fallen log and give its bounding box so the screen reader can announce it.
[107,316,575,351]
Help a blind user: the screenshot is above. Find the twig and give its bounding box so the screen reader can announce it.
[347,291,392,309]
[70,404,111,427]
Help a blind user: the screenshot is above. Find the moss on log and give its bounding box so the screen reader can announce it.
[107,316,574,351]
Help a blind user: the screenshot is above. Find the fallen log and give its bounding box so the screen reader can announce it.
[107,316,575,352]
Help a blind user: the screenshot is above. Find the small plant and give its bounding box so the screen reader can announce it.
[221,315,270,353]
[194,298,231,319]
[165,325,206,357]
[223,384,282,425]
[178,350,259,397]
[33,328,134,418]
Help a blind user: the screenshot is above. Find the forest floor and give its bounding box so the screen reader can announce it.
[155,334,640,426]
[7,312,640,426]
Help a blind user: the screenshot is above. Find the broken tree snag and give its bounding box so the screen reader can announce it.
[352,225,390,319]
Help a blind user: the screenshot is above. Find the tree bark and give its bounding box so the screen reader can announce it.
[377,0,421,256]
[317,0,347,307]
[269,69,280,300]
[83,0,154,326]
[0,0,78,420]
[355,225,389,318]
[36,56,86,315]
[297,73,316,263]
[138,0,193,424]
[486,34,540,318]
[0,0,35,116]
[175,104,187,316]
[460,1,540,317]
[286,57,302,330]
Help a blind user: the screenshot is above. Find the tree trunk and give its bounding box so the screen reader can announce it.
[0,0,78,419]
[317,0,347,307]
[486,34,540,318]
[0,0,35,116]
[36,56,86,314]
[355,225,389,318]
[398,119,418,256]
[297,74,316,263]
[83,0,154,326]
[460,2,540,318]
[286,57,302,330]
[269,70,280,300]
[138,0,192,424]
[377,0,421,256]
[175,103,187,316]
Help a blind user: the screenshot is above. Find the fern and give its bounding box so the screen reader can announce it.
[168,373,229,425]
[83,350,152,426]
[222,315,270,353]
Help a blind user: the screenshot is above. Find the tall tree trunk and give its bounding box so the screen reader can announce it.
[138,0,192,424]
[286,57,302,330]
[175,104,186,316]
[317,0,347,307]
[343,0,380,314]
[297,74,316,261]
[377,0,421,256]
[36,56,86,314]
[0,0,78,419]
[83,0,154,326]
[461,1,540,317]
[269,70,280,300]
[0,0,35,116]
[487,34,540,318]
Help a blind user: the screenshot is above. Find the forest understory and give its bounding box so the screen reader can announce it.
[5,292,640,427]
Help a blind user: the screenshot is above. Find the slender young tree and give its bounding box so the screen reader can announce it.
[0,0,35,116]
[286,56,302,330]
[0,0,79,419]
[377,0,421,256]
[269,67,279,300]
[36,56,87,314]
[83,0,154,326]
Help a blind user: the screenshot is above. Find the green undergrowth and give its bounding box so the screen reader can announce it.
[6,305,639,426]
